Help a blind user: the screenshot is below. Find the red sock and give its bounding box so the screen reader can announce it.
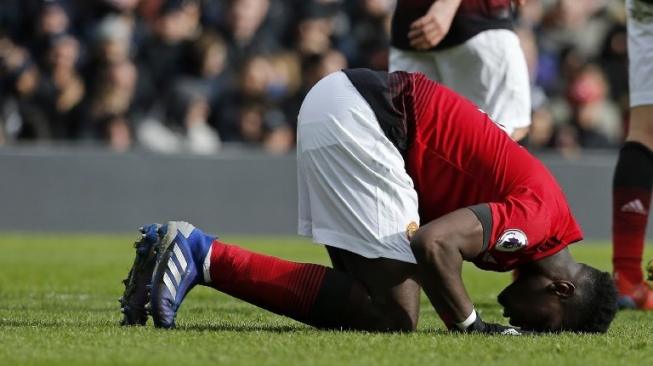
[613,188,650,284]
[207,240,329,320]
[612,142,653,285]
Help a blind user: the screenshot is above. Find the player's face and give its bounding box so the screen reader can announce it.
[497,272,565,332]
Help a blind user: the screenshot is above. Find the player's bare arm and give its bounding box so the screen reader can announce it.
[409,209,483,327]
[408,0,462,50]
[408,205,553,334]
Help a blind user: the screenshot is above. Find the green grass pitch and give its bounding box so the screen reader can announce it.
[1,233,653,366]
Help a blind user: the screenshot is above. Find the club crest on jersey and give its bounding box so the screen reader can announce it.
[495,229,528,252]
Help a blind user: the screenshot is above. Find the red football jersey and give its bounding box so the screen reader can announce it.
[397,72,583,271]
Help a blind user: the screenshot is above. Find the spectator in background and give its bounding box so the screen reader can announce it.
[515,24,554,152]
[221,0,280,66]
[526,106,556,151]
[290,49,348,122]
[82,14,158,151]
[294,2,337,58]
[0,0,637,154]
[82,14,136,90]
[301,50,348,92]
[36,1,70,37]
[536,1,615,95]
[0,0,35,45]
[161,85,221,154]
[345,0,393,69]
[0,38,49,141]
[157,31,227,154]
[184,31,230,110]
[93,0,151,53]
[138,1,190,97]
[179,0,203,40]
[267,52,303,128]
[137,29,226,155]
[37,33,85,140]
[93,15,133,65]
[103,0,141,13]
[538,0,613,61]
[214,54,294,154]
[86,59,137,151]
[213,55,271,139]
[31,0,73,68]
[567,64,621,148]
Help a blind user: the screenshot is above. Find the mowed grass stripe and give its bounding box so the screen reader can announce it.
[0,234,652,366]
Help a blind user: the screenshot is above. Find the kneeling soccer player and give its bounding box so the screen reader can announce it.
[120,69,617,334]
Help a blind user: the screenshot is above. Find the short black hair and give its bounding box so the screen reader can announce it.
[563,264,618,333]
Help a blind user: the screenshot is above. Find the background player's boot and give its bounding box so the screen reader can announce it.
[150,221,215,328]
[119,224,161,325]
[614,271,653,310]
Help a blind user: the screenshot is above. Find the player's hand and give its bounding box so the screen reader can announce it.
[472,321,533,335]
[452,312,533,335]
[408,0,461,50]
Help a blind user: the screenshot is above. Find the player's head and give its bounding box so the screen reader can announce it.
[497,264,617,333]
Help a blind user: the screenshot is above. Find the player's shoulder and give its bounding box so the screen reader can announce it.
[389,70,431,83]
[388,71,442,97]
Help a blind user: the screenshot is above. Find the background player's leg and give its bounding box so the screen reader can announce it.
[207,239,418,332]
[612,105,653,309]
[430,30,531,140]
[614,1,653,309]
[388,47,439,77]
[326,247,421,331]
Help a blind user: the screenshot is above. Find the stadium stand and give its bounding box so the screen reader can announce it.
[0,0,630,154]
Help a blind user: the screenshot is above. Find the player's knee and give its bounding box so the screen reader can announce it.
[396,311,418,332]
[387,318,417,333]
[376,308,417,333]
[347,281,418,332]
[410,228,449,264]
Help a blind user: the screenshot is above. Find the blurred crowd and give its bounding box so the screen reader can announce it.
[0,0,630,154]
[517,0,628,155]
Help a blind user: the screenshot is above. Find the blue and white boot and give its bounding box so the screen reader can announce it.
[150,221,215,328]
[119,224,161,326]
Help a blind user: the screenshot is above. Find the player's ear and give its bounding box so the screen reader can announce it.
[547,281,575,299]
